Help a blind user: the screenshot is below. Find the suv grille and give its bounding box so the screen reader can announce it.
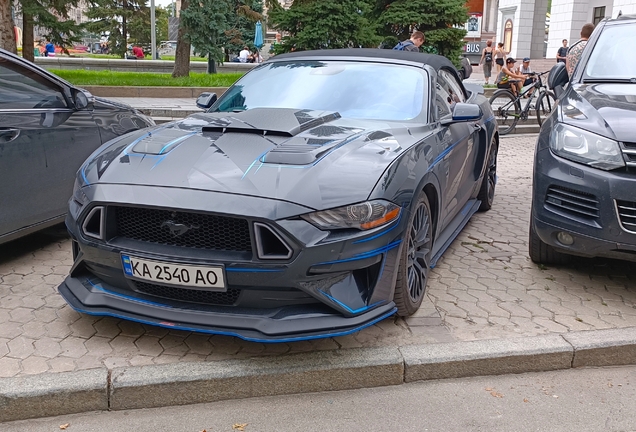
[545,186,600,219]
[114,207,252,252]
[616,200,636,233]
[622,142,636,167]
[134,281,241,305]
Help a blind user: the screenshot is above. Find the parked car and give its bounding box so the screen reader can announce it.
[0,48,155,245]
[59,49,499,342]
[529,15,636,264]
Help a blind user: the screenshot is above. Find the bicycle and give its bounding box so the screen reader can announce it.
[488,71,556,135]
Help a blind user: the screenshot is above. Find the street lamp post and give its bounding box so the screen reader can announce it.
[150,0,157,59]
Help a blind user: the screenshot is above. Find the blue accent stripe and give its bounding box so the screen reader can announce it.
[225,268,283,273]
[319,292,384,314]
[242,148,274,179]
[315,240,401,266]
[64,303,397,343]
[158,131,197,155]
[352,213,402,244]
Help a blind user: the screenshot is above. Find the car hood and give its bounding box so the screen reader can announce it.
[81,108,424,211]
[561,83,636,142]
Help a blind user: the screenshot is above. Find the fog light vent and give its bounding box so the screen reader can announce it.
[82,206,105,240]
[254,223,292,260]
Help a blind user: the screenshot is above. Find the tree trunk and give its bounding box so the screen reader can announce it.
[122,0,128,59]
[0,0,17,53]
[22,12,34,63]
[171,0,190,78]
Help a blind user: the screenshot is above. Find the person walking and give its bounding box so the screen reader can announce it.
[393,31,425,52]
[566,23,595,76]
[494,42,506,72]
[556,39,568,63]
[479,40,495,85]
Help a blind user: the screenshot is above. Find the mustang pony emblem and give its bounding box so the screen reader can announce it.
[161,220,199,237]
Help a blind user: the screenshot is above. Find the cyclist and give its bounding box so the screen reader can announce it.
[519,57,538,97]
[495,57,526,96]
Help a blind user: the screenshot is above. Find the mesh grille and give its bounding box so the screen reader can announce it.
[114,207,252,252]
[545,186,599,219]
[616,200,636,233]
[134,281,241,305]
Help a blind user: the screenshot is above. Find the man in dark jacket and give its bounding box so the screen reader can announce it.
[393,31,425,52]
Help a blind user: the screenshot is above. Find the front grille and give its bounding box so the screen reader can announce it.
[622,142,636,167]
[134,281,241,305]
[545,186,600,219]
[616,200,636,233]
[114,207,252,252]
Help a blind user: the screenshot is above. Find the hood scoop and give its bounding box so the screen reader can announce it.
[202,108,341,137]
[132,128,195,155]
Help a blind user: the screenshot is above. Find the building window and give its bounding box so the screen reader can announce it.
[593,6,606,25]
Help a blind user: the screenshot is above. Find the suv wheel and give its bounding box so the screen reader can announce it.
[529,219,570,265]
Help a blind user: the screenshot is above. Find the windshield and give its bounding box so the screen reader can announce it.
[211,60,427,121]
[584,23,636,79]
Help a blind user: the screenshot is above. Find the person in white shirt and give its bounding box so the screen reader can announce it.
[238,46,251,63]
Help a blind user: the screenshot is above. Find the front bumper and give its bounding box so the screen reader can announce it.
[532,145,636,262]
[59,274,397,342]
[60,184,406,341]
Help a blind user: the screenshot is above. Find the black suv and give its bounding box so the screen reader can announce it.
[529,15,636,264]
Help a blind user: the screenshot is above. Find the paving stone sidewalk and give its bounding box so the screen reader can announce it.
[0,134,635,378]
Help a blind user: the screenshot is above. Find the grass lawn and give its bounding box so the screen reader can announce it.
[49,69,242,87]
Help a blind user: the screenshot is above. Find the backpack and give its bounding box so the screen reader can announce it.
[484,49,493,63]
[393,40,414,51]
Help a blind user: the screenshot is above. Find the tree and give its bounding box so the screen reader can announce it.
[180,0,230,63]
[374,0,468,65]
[128,4,169,47]
[266,0,380,52]
[0,0,17,53]
[171,0,190,77]
[86,0,146,58]
[19,0,85,62]
[219,0,263,62]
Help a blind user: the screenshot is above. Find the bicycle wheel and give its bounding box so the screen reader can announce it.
[535,90,557,126]
[489,89,520,135]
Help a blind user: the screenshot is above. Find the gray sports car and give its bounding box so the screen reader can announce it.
[59,49,499,342]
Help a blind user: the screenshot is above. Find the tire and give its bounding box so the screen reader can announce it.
[528,218,571,265]
[477,137,498,211]
[535,90,556,126]
[458,69,465,81]
[394,193,434,316]
[489,89,520,136]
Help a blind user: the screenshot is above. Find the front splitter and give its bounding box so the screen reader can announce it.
[58,276,397,343]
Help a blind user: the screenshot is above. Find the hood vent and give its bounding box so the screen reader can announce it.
[202,108,341,138]
[82,206,105,240]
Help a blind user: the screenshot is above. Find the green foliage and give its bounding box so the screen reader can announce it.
[219,0,264,60]
[180,0,231,62]
[127,5,170,46]
[18,0,85,50]
[49,68,243,86]
[86,0,147,57]
[266,0,381,52]
[375,0,468,65]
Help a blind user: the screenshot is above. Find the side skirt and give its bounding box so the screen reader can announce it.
[430,199,481,268]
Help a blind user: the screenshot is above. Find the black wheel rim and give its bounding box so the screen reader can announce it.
[407,203,432,303]
[490,93,517,134]
[486,143,497,203]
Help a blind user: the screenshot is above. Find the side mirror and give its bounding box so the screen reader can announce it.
[73,88,94,110]
[196,92,218,110]
[548,62,569,98]
[441,103,482,125]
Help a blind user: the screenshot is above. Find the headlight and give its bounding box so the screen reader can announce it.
[72,173,89,206]
[302,200,401,230]
[550,123,625,170]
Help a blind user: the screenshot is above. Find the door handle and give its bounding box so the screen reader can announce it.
[0,128,20,143]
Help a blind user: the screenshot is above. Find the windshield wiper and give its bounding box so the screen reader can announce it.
[582,77,636,83]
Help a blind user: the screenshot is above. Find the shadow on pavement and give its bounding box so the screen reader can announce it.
[0,224,70,263]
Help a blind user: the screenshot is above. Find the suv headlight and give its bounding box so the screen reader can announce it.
[550,123,625,170]
[302,200,401,230]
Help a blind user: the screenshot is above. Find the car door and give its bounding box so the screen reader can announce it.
[0,54,101,238]
[435,69,476,228]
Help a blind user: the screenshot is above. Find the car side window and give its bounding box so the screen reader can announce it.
[439,69,466,104]
[436,77,455,117]
[0,58,68,110]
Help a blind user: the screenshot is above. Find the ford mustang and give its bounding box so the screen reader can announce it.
[58,49,499,342]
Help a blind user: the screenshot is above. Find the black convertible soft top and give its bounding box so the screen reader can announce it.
[269,48,456,72]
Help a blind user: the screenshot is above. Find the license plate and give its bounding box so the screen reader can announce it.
[121,255,226,290]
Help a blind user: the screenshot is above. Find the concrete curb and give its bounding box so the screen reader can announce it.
[2,328,635,422]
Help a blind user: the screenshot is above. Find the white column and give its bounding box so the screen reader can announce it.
[497,0,537,59]
[547,0,590,61]
[612,0,636,17]
[530,0,549,58]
